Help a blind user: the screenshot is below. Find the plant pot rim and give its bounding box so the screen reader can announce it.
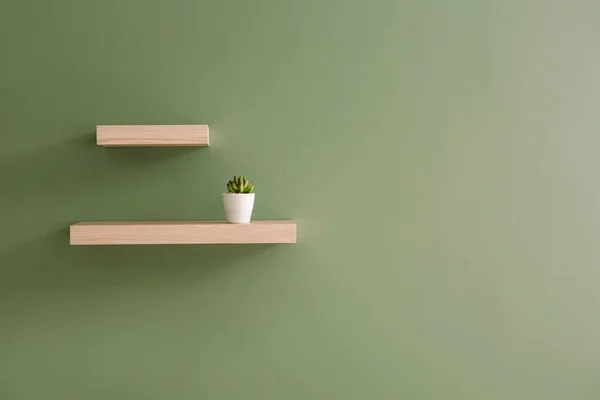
[222,192,255,195]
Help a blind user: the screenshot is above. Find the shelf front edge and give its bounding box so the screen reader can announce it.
[70,220,296,245]
[96,125,210,147]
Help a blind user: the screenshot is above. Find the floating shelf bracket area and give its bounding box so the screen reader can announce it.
[96,125,210,147]
[70,221,297,245]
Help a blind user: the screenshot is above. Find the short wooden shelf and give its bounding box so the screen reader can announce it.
[70,220,296,245]
[96,125,210,147]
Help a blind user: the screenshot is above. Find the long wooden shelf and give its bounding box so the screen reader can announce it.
[70,220,296,245]
[96,125,210,147]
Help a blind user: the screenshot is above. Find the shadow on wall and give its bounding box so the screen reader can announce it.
[0,133,202,217]
[0,226,279,314]
[0,129,229,248]
[0,125,287,317]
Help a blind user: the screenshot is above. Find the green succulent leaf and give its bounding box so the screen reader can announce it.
[226,175,254,193]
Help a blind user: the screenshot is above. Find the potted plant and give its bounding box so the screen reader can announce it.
[223,175,255,224]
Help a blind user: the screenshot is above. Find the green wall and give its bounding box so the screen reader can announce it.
[2,1,600,398]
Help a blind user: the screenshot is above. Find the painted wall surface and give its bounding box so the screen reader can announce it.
[1,1,600,398]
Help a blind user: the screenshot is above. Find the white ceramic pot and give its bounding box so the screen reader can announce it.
[222,193,255,224]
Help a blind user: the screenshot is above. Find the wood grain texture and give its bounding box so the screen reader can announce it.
[96,125,210,147]
[70,220,296,245]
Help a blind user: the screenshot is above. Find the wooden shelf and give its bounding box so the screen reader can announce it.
[96,125,209,147]
[70,220,296,245]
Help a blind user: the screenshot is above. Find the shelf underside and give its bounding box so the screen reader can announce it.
[70,220,296,245]
[96,125,210,147]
